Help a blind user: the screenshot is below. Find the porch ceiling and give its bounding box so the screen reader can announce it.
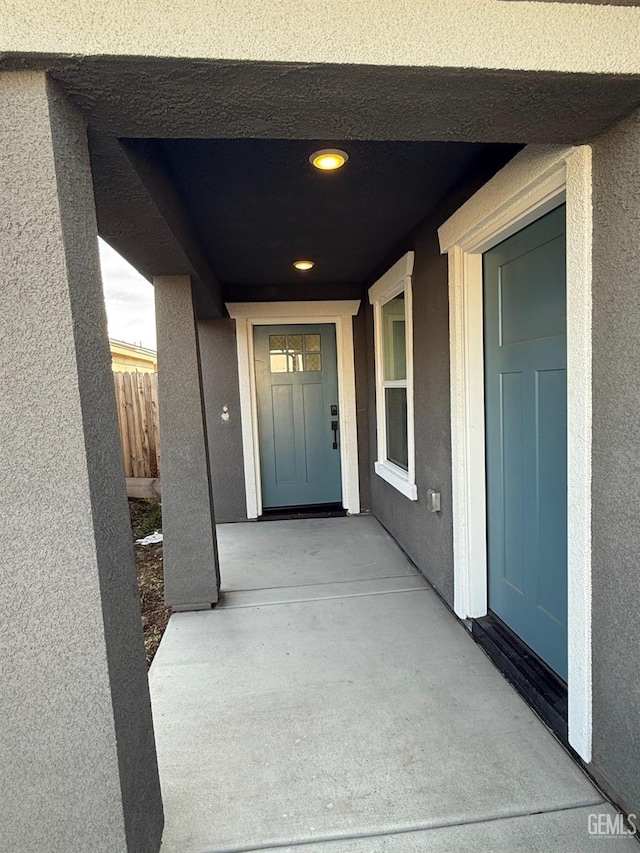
[16,55,638,315]
[134,138,514,289]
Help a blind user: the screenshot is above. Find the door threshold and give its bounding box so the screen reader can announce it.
[472,611,568,745]
[259,503,347,522]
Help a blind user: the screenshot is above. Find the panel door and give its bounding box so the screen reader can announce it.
[483,204,568,679]
[254,324,342,509]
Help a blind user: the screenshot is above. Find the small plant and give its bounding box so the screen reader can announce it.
[129,498,162,540]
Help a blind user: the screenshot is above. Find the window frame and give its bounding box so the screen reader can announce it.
[369,251,417,500]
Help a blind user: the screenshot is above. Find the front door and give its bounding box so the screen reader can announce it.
[483,204,568,680]
[254,324,342,509]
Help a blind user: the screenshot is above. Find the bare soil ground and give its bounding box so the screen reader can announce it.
[129,499,171,667]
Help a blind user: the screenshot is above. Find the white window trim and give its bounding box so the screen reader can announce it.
[369,252,417,501]
[438,144,593,763]
[226,300,361,519]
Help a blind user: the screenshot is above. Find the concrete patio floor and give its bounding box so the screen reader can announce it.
[149,517,636,852]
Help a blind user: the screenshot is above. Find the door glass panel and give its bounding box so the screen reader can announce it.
[269,330,324,372]
[270,353,288,373]
[385,387,408,470]
[382,294,407,381]
[305,334,321,352]
[290,353,304,372]
[269,334,286,352]
[304,353,322,372]
[287,334,303,352]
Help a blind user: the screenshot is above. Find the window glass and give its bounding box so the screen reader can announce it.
[382,294,406,381]
[287,334,303,352]
[304,353,322,371]
[270,353,288,373]
[269,331,323,373]
[385,387,409,470]
[269,334,286,352]
[369,252,416,499]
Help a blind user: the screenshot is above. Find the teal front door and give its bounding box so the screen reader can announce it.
[483,204,568,680]
[254,324,342,509]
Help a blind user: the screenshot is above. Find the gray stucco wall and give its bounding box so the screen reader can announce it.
[366,228,455,603]
[0,71,163,852]
[155,276,220,607]
[589,106,640,816]
[198,319,248,523]
[353,304,372,513]
[368,152,518,606]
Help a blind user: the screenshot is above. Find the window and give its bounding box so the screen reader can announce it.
[269,333,322,373]
[369,252,417,500]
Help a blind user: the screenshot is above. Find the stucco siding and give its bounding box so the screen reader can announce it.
[155,276,220,607]
[3,0,640,75]
[368,152,519,607]
[589,106,640,816]
[353,306,372,514]
[198,318,248,523]
[0,71,163,852]
[367,231,455,604]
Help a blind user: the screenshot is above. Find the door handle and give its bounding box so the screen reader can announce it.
[331,419,339,450]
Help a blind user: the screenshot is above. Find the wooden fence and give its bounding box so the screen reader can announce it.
[113,371,161,484]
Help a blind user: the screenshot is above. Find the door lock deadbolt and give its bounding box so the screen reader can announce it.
[331,419,339,449]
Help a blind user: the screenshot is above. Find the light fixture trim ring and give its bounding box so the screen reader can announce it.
[309,148,349,170]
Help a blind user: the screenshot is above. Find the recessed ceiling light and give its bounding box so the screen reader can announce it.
[294,260,315,271]
[309,149,349,171]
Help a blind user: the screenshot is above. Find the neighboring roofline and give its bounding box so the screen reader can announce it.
[109,338,157,359]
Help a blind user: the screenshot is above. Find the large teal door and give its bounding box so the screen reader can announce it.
[254,324,342,509]
[483,205,568,680]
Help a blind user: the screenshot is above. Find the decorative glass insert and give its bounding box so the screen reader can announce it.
[269,332,323,373]
[270,353,288,373]
[304,353,322,372]
[304,334,321,352]
[269,334,286,352]
[287,334,303,352]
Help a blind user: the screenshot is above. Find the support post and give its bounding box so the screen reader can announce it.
[154,275,220,608]
[0,71,163,852]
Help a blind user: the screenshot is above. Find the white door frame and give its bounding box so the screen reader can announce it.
[438,145,593,762]
[226,300,361,519]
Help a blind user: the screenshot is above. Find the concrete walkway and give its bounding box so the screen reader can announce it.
[149,517,635,852]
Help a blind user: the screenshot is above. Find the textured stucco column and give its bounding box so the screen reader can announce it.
[155,276,220,608]
[0,72,163,851]
[589,106,640,818]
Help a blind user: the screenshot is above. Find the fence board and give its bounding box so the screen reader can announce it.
[128,373,144,476]
[114,374,131,476]
[134,372,150,477]
[113,371,160,480]
[126,477,161,500]
[150,374,161,475]
[142,373,157,477]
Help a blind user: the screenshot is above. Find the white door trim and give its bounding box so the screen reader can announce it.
[438,145,593,762]
[226,300,361,519]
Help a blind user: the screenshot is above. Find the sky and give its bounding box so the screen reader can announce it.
[98,238,157,350]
